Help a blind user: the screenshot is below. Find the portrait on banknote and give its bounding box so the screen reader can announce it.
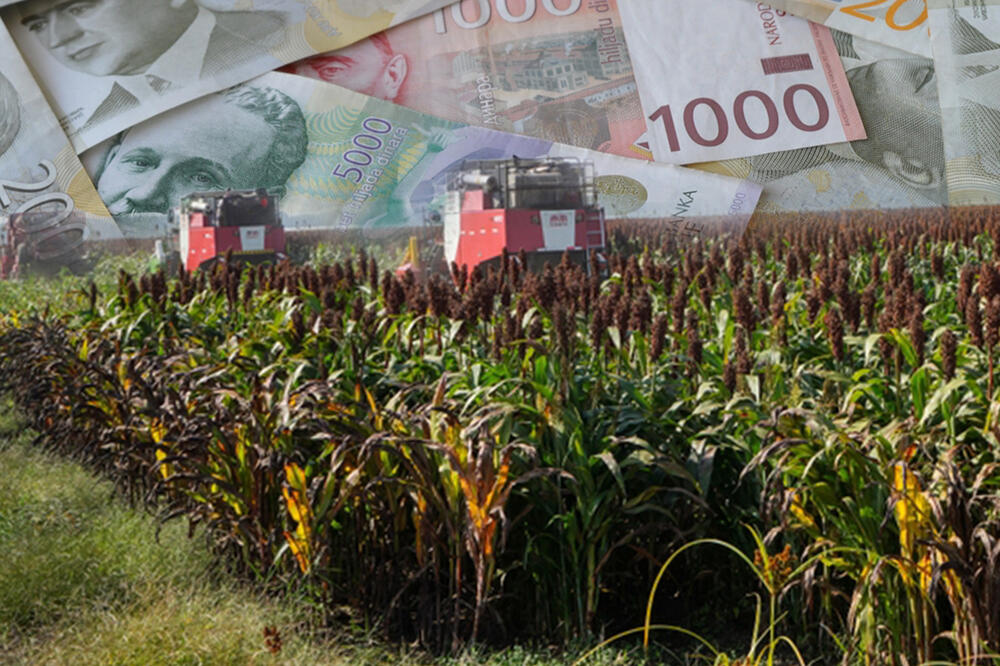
[89,84,307,237]
[10,0,288,146]
[283,32,411,104]
[842,51,943,199]
[0,71,20,157]
[0,18,120,253]
[81,70,761,237]
[283,2,646,158]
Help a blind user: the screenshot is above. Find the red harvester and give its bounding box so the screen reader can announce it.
[442,156,606,275]
[173,189,285,272]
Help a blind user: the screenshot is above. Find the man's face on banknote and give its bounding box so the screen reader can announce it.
[18,0,197,77]
[290,36,408,102]
[847,57,945,196]
[96,95,277,217]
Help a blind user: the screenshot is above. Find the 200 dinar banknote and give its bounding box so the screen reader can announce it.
[0,18,119,271]
[284,0,865,164]
[80,72,762,240]
[687,29,946,213]
[2,0,456,153]
[927,0,1000,206]
[750,0,931,56]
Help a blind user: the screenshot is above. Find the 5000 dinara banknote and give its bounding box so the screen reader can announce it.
[1,0,455,153]
[0,18,118,273]
[690,29,947,214]
[80,72,761,240]
[928,0,1000,206]
[284,0,864,164]
[751,0,931,57]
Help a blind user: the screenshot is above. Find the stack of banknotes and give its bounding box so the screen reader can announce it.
[0,0,994,256]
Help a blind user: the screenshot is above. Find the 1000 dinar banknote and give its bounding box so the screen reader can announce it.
[286,0,864,165]
[283,0,648,158]
[751,0,931,56]
[927,0,1000,206]
[80,72,762,240]
[690,29,947,213]
[0,18,119,272]
[621,0,866,164]
[2,0,456,152]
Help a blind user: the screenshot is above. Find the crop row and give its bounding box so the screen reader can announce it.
[3,207,1000,661]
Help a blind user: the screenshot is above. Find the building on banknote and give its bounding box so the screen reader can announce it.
[90,85,307,238]
[15,0,286,130]
[501,80,637,155]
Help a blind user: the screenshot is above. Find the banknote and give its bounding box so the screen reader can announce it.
[0,19,119,274]
[685,29,947,213]
[282,0,648,158]
[1,0,457,153]
[79,72,762,242]
[620,0,865,164]
[754,0,932,57]
[927,1,1000,206]
[283,0,864,164]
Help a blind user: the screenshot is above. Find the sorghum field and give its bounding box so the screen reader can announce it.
[7,208,1000,664]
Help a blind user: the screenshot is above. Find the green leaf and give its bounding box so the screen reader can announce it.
[593,451,626,498]
[299,288,322,315]
[687,441,716,496]
[716,308,732,356]
[607,326,622,350]
[889,329,917,368]
[863,332,883,366]
[910,366,929,420]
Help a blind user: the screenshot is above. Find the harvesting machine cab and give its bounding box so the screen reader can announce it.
[167,189,286,272]
[0,208,88,279]
[442,156,606,275]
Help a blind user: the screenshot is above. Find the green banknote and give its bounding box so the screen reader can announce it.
[81,72,762,239]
